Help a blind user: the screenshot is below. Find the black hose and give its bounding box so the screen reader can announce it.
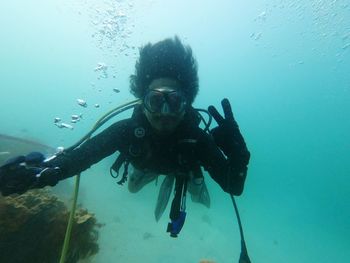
[195,108,212,133]
[230,194,251,263]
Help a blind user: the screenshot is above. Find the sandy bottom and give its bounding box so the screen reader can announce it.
[56,161,349,263]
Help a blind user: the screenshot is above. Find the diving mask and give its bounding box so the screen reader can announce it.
[144,88,187,115]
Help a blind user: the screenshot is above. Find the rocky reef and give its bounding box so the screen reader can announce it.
[0,189,101,263]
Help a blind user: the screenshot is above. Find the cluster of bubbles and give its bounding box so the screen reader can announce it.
[54,1,138,131]
[94,62,109,79]
[250,0,350,65]
[308,0,350,60]
[87,1,137,107]
[89,0,137,57]
[53,100,87,130]
[53,90,121,131]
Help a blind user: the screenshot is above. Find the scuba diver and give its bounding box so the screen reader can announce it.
[0,36,250,238]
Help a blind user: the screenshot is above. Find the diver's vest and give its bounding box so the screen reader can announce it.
[109,104,203,184]
[109,105,204,237]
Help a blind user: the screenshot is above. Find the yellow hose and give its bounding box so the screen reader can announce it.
[59,174,80,263]
[58,99,141,262]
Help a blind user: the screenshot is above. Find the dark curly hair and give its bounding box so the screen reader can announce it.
[130,36,199,104]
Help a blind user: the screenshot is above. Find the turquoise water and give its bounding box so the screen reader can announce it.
[1,0,349,262]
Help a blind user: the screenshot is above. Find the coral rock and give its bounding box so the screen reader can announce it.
[0,189,100,263]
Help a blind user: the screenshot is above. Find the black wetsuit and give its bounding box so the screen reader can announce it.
[48,106,249,195]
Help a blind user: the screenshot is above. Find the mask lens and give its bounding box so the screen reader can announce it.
[145,90,165,113]
[167,92,184,113]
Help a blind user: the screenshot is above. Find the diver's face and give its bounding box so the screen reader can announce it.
[143,78,187,134]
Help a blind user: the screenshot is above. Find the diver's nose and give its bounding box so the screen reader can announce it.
[160,102,170,114]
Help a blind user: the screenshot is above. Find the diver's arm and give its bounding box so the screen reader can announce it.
[0,120,130,196]
[45,119,130,180]
[197,131,249,195]
[199,98,250,195]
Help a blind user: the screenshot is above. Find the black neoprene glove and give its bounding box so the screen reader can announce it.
[208,98,250,166]
[0,152,60,196]
[208,98,250,195]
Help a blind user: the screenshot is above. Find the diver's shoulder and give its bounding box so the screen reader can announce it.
[107,118,135,133]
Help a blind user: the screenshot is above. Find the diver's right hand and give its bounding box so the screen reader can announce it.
[0,152,60,196]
